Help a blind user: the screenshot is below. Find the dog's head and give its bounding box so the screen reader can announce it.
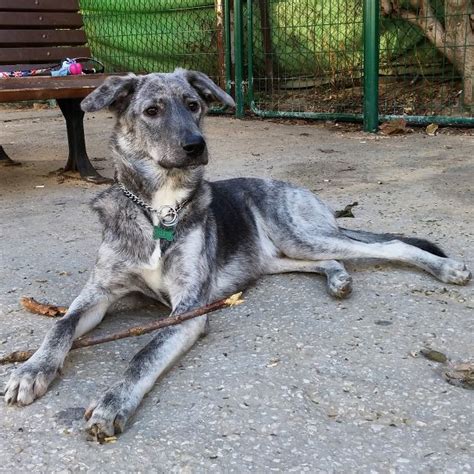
[81,69,235,169]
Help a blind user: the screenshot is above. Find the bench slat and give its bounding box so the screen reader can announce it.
[0,63,57,72]
[0,29,87,46]
[0,0,79,11]
[0,46,91,65]
[0,12,83,29]
[0,74,112,102]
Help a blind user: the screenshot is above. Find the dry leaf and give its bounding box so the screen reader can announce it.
[335,202,358,218]
[225,292,244,306]
[379,118,408,135]
[425,123,439,136]
[0,350,34,365]
[20,296,67,317]
[444,362,474,389]
[420,348,448,363]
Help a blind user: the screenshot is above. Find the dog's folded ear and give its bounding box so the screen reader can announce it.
[176,69,235,108]
[81,74,138,113]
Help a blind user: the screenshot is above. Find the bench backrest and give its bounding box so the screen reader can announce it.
[0,0,91,72]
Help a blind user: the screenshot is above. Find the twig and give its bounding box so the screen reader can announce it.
[0,293,244,365]
[20,297,67,317]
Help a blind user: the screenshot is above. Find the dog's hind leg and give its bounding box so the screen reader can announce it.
[4,280,124,406]
[265,258,352,298]
[281,235,471,285]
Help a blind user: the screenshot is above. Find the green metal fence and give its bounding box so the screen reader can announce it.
[244,0,473,127]
[79,0,473,128]
[246,0,365,122]
[80,0,232,109]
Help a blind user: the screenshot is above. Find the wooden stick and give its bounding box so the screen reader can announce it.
[0,293,244,365]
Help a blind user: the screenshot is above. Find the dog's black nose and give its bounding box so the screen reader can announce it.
[182,135,206,156]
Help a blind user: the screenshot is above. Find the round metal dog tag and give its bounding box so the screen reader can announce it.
[158,205,178,227]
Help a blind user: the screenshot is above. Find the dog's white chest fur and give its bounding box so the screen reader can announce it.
[151,183,189,210]
[140,243,165,294]
[139,186,188,296]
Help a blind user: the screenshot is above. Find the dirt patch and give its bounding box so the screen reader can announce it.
[253,77,468,117]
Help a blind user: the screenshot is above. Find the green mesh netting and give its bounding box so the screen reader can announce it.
[80,0,445,78]
[247,0,467,117]
[249,0,446,78]
[80,0,220,75]
[80,0,470,117]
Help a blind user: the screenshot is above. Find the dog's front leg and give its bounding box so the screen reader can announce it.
[85,295,209,439]
[4,281,120,406]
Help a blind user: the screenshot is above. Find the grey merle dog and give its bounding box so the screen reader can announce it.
[4,69,471,438]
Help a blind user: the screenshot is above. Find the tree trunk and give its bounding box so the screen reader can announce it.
[382,0,473,107]
[444,0,473,106]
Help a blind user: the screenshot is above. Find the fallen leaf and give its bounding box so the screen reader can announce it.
[225,292,244,307]
[379,118,408,135]
[420,348,448,363]
[33,102,50,110]
[335,202,358,218]
[20,296,67,317]
[444,362,474,389]
[425,123,439,136]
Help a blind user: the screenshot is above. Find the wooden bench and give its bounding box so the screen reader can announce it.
[0,0,111,183]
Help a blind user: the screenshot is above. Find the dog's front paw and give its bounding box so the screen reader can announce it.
[438,259,472,285]
[4,360,58,406]
[85,382,136,440]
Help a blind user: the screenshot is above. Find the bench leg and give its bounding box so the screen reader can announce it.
[57,98,111,184]
[0,145,20,166]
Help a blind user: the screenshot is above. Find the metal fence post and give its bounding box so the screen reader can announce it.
[234,0,245,118]
[224,0,232,95]
[363,0,380,132]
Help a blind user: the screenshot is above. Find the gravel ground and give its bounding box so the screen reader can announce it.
[0,107,473,473]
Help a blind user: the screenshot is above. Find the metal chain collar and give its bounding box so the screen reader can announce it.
[117,182,189,227]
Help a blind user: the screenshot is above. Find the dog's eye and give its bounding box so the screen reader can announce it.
[144,107,159,117]
[187,101,199,112]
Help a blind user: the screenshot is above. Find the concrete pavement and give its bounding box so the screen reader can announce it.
[0,108,473,472]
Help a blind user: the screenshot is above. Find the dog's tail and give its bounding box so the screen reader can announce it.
[339,228,447,258]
